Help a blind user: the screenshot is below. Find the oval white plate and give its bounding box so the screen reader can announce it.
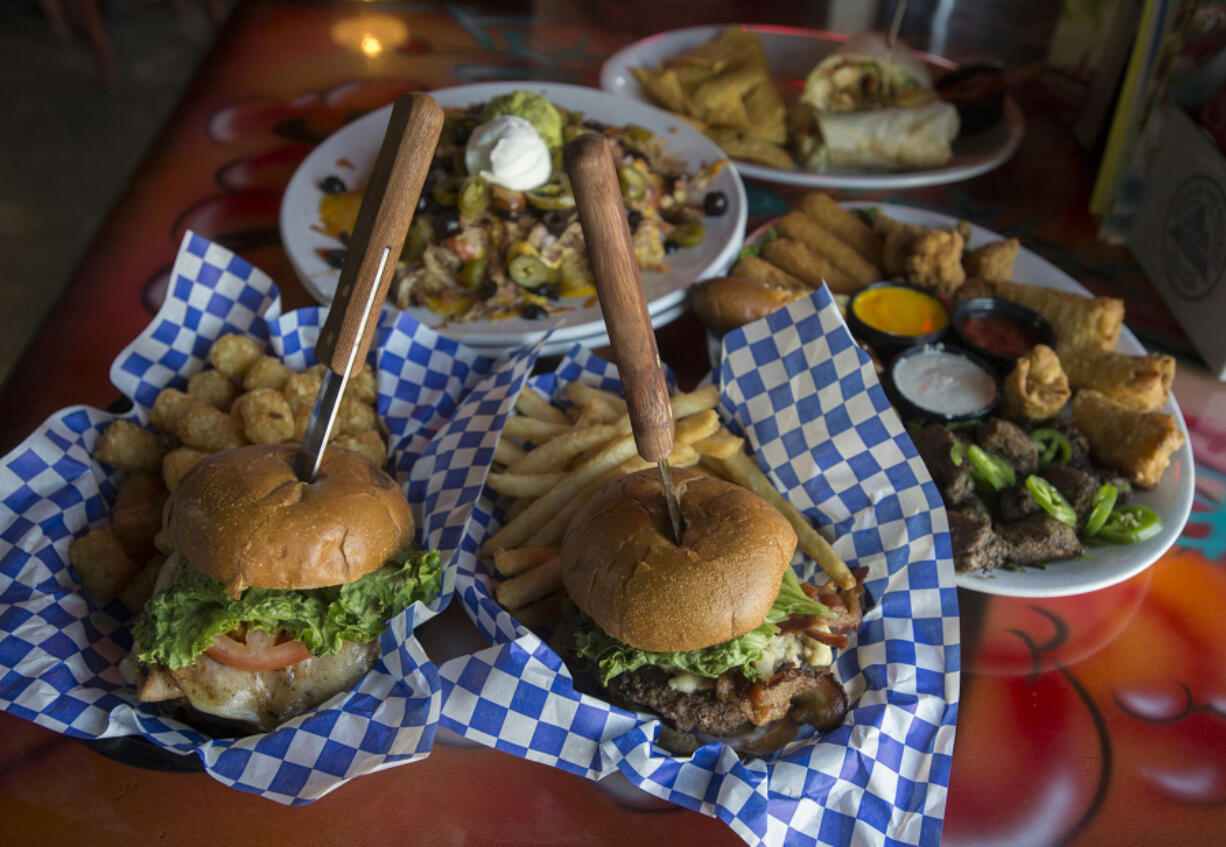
[739,203,1195,598]
[600,24,1025,190]
[279,81,746,355]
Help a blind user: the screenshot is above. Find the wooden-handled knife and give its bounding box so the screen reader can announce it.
[564,132,685,544]
[293,92,445,482]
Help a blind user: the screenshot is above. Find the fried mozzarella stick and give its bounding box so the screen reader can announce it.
[798,192,883,265]
[762,237,859,294]
[776,211,881,285]
[1071,389,1185,488]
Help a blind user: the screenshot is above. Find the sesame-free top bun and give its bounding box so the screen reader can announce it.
[561,467,797,653]
[168,443,415,597]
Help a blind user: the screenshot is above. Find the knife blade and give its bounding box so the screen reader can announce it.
[564,133,685,545]
[293,92,444,482]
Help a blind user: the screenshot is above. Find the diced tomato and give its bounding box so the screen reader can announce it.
[204,628,311,671]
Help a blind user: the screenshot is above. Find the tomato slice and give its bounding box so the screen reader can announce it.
[205,628,312,671]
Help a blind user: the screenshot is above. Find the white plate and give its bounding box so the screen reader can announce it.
[600,24,1025,190]
[279,81,746,355]
[739,203,1195,598]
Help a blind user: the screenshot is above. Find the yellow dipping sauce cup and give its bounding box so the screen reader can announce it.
[852,285,950,337]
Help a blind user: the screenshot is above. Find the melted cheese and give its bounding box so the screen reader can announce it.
[752,631,833,680]
[667,672,716,694]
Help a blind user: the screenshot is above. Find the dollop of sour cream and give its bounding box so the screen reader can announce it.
[893,348,997,416]
[464,115,552,192]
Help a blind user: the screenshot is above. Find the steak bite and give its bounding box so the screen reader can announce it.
[911,423,974,506]
[996,513,1086,566]
[977,418,1038,476]
[947,508,1004,573]
[1043,465,1101,521]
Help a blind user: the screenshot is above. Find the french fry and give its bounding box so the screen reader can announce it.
[515,388,571,426]
[492,545,559,577]
[482,433,640,554]
[493,438,527,467]
[487,471,567,499]
[709,450,855,590]
[620,444,700,473]
[508,423,619,474]
[564,382,628,416]
[494,553,562,610]
[511,591,565,628]
[674,408,721,445]
[502,415,571,444]
[524,463,628,548]
[502,497,531,523]
[693,429,745,460]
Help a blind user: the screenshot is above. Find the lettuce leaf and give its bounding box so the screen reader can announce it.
[132,546,442,670]
[573,569,831,686]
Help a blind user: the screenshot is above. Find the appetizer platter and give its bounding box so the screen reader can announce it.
[600,24,1025,189]
[694,201,1194,598]
[280,82,747,357]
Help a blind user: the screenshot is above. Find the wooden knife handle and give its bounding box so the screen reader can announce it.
[565,133,674,463]
[315,92,444,372]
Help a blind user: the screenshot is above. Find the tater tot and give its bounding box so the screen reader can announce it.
[333,430,387,467]
[208,333,264,380]
[187,369,239,412]
[68,529,140,607]
[243,355,293,392]
[162,446,206,492]
[336,395,378,435]
[238,388,295,444]
[94,420,165,473]
[150,388,198,436]
[282,371,323,415]
[176,404,245,453]
[345,363,378,405]
[111,472,168,561]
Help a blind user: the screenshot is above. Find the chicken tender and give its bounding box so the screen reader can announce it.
[903,229,965,299]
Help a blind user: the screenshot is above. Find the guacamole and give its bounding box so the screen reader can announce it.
[481,90,564,148]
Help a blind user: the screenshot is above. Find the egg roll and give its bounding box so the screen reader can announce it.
[776,211,881,285]
[1070,389,1185,488]
[991,280,1124,350]
[1000,344,1070,421]
[798,192,883,265]
[1057,343,1175,412]
[761,237,859,294]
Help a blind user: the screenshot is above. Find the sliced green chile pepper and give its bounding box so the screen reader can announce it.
[1031,428,1071,468]
[617,165,649,201]
[459,257,488,289]
[968,445,1015,491]
[458,175,490,218]
[525,178,575,210]
[1025,475,1077,527]
[669,221,705,248]
[1096,504,1162,544]
[1083,483,1118,537]
[508,255,554,288]
[432,175,464,206]
[950,441,966,467]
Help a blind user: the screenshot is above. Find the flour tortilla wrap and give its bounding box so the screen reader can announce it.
[816,101,960,169]
[802,31,935,112]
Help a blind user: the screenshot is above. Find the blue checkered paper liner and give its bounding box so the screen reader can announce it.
[437,288,960,846]
[0,231,538,804]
